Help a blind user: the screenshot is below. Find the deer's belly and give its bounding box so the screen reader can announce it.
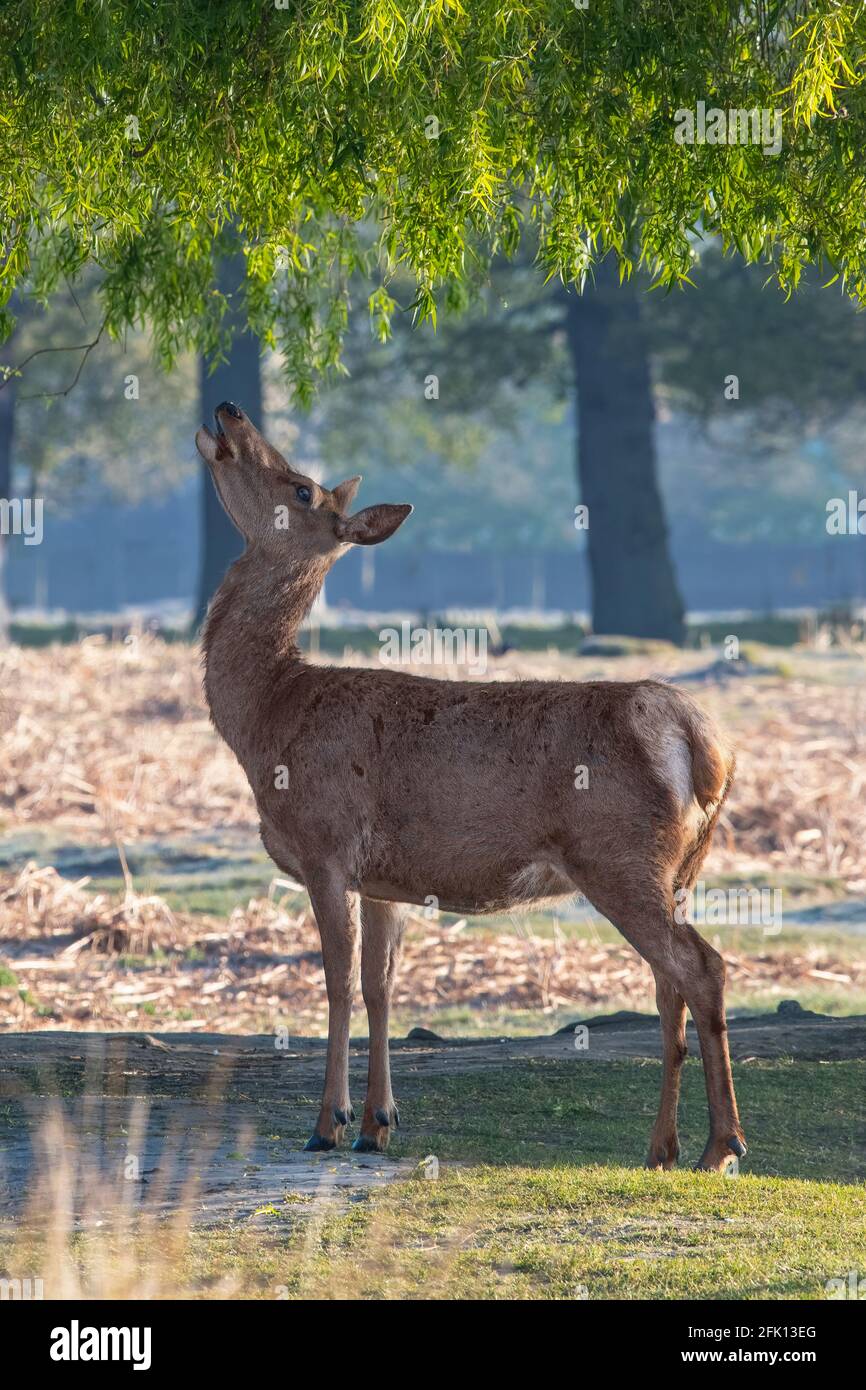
[361,858,576,915]
[260,807,579,914]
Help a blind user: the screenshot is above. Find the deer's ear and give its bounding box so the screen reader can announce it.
[336,503,412,546]
[331,474,362,513]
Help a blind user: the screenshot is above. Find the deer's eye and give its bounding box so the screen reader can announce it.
[296,485,312,504]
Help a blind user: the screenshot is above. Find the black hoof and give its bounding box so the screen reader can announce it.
[729,1135,747,1158]
[352,1135,381,1154]
[304,1133,336,1152]
[374,1107,391,1127]
[333,1107,349,1127]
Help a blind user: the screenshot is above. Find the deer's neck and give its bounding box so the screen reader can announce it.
[202,548,331,765]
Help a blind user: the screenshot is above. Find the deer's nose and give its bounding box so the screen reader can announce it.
[216,401,244,420]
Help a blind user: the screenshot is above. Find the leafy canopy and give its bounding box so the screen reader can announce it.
[2,1,866,399]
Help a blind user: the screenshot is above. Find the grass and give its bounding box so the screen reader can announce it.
[385,981,866,1038]
[54,867,853,922]
[358,1058,866,1176]
[241,1057,866,1299]
[5,614,819,652]
[3,1056,862,1299]
[185,1057,866,1298]
[288,1166,864,1300]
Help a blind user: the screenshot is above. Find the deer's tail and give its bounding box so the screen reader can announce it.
[676,699,735,893]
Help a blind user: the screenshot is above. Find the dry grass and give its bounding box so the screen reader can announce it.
[2,860,865,1033]
[2,1105,217,1300]
[2,633,865,886]
[0,634,251,837]
[1,634,865,1034]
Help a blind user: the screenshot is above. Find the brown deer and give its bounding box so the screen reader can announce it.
[197,401,746,1171]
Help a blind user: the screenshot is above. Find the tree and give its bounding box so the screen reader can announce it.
[4,3,866,373]
[562,259,684,640]
[646,244,866,541]
[3,287,194,503]
[314,235,866,634]
[650,245,866,439]
[0,278,195,629]
[4,4,866,628]
[314,253,686,638]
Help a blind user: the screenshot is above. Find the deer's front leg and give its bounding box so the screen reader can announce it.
[304,872,361,1151]
[353,898,406,1153]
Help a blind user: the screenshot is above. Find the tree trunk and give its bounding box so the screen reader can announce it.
[0,301,18,645]
[563,258,685,644]
[193,250,263,629]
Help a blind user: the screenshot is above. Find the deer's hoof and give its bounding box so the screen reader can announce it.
[352,1134,382,1154]
[353,1102,399,1153]
[694,1134,747,1172]
[646,1138,680,1171]
[304,1133,336,1152]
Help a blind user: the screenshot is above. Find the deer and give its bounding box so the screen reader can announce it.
[197,401,746,1172]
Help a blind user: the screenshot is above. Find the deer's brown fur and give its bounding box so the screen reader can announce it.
[198,403,745,1169]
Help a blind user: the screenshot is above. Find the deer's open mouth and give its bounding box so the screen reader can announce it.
[195,402,250,470]
[210,401,248,456]
[213,410,228,444]
[196,420,232,464]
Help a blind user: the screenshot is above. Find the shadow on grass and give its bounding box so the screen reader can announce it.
[381,1057,866,1185]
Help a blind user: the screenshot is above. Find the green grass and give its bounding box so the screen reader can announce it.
[2,1058,862,1299]
[301,1058,864,1299]
[287,1165,864,1300]
[370,1058,866,1177]
[9,620,190,647]
[385,982,866,1038]
[686,617,804,648]
[194,1057,866,1299]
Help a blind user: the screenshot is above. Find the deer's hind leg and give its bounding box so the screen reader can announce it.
[353,898,406,1153]
[569,867,745,1173]
[646,967,687,1170]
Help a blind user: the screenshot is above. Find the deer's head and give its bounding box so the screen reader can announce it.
[195,402,411,561]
